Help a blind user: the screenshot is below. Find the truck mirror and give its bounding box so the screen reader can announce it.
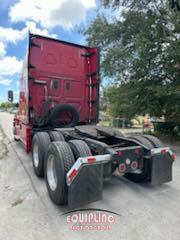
[8,90,13,102]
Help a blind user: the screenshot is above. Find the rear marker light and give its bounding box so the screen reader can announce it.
[88,157,96,164]
[68,168,78,181]
[161,149,166,154]
[131,161,138,170]
[119,163,126,173]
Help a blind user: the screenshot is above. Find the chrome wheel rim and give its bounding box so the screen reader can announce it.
[47,154,57,191]
[33,142,39,168]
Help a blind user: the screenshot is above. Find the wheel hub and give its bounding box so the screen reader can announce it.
[33,142,39,168]
[47,154,58,191]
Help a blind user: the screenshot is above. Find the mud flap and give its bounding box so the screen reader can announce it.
[68,164,104,209]
[150,152,174,185]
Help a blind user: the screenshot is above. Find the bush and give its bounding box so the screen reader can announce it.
[153,122,180,136]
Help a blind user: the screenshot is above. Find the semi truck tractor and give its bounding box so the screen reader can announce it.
[13,33,175,209]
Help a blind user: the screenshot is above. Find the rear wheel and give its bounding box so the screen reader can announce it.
[125,135,162,183]
[44,141,75,205]
[128,135,154,149]
[68,140,92,159]
[32,132,51,177]
[49,131,65,142]
[114,130,125,138]
[143,135,164,148]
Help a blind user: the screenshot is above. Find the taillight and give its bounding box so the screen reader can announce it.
[131,161,138,170]
[161,149,166,154]
[118,163,126,173]
[88,157,96,164]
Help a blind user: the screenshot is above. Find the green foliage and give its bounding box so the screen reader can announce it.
[154,121,180,135]
[101,0,180,12]
[0,102,16,110]
[84,0,180,121]
[104,84,138,119]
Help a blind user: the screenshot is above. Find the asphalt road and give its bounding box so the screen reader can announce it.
[0,112,180,240]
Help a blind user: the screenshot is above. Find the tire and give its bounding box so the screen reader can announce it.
[114,130,125,138]
[49,131,65,141]
[68,140,92,160]
[32,132,51,177]
[128,135,154,149]
[142,135,164,148]
[44,141,75,205]
[49,104,79,128]
[125,135,155,183]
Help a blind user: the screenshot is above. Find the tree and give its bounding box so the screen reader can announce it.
[84,0,180,121]
[0,102,16,110]
[103,84,139,119]
[101,0,180,11]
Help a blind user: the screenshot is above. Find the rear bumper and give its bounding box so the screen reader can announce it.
[66,147,174,209]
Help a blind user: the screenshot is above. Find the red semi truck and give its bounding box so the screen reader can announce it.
[13,33,175,209]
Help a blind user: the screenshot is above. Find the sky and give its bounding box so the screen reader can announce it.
[0,0,98,102]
